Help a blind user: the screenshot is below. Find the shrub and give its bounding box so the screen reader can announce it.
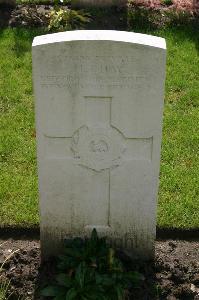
[47,7,90,31]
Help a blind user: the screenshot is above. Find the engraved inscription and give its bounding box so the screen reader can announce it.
[40,74,146,90]
[40,54,149,90]
[43,54,145,76]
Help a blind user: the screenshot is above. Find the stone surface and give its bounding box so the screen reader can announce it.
[32,30,166,260]
[71,0,127,7]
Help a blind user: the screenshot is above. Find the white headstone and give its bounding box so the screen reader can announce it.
[32,30,166,260]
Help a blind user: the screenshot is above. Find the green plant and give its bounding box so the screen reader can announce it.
[0,279,11,300]
[40,229,141,299]
[164,9,195,26]
[162,0,173,6]
[47,7,90,31]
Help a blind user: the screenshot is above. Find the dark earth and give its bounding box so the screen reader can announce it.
[0,238,199,299]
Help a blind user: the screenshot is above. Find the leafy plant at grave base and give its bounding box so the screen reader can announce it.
[47,6,90,32]
[40,229,142,300]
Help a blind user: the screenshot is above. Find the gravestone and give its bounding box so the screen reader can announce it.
[32,30,166,260]
[71,0,127,7]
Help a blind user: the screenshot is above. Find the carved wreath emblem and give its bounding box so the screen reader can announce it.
[71,126,126,171]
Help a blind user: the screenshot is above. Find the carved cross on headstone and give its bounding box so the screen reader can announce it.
[46,96,152,235]
[33,30,166,260]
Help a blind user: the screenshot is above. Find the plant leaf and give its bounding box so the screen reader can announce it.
[40,285,66,297]
[65,288,77,299]
[96,274,114,286]
[56,273,72,287]
[54,295,66,300]
[127,271,142,287]
[75,262,86,288]
[116,285,124,300]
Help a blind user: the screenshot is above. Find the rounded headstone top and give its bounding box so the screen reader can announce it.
[32,30,166,50]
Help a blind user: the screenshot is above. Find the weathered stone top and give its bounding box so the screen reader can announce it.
[32,30,166,50]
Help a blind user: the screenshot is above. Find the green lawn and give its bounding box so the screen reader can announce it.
[0,25,198,228]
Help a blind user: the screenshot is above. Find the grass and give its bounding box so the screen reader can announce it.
[0,23,198,229]
[0,29,42,226]
[0,279,10,300]
[156,26,199,228]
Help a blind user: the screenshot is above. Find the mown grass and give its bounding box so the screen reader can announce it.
[0,29,42,226]
[0,23,198,228]
[154,26,199,228]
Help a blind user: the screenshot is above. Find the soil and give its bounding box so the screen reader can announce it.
[0,238,199,299]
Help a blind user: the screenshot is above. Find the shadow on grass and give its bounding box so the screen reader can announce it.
[127,6,199,53]
[74,5,199,55]
[12,27,45,57]
[166,23,199,54]
[0,27,45,57]
[0,225,199,241]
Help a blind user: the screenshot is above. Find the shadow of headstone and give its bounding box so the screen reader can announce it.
[83,6,128,30]
[0,5,13,27]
